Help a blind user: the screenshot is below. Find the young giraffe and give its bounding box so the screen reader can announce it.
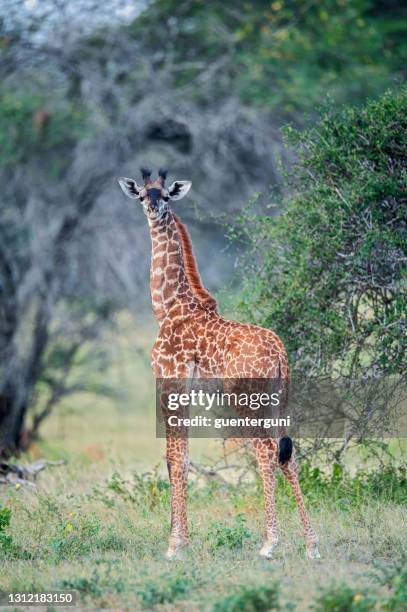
[118,169,320,561]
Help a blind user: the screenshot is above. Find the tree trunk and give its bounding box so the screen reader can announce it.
[0,305,49,457]
[0,387,25,457]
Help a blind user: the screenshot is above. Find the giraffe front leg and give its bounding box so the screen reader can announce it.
[254,439,279,559]
[280,457,320,559]
[165,436,189,560]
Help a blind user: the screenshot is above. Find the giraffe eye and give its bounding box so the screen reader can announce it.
[163,195,169,202]
[140,195,145,202]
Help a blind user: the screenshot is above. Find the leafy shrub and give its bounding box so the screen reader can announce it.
[58,512,127,554]
[371,553,407,611]
[105,467,170,510]
[212,584,280,612]
[0,507,13,554]
[137,575,191,607]
[209,514,252,550]
[49,514,101,559]
[313,585,376,611]
[237,89,407,380]
[0,506,32,560]
[58,575,103,599]
[295,456,407,508]
[96,527,128,552]
[313,558,407,612]
[235,90,407,460]
[57,561,125,599]
[134,1,406,112]
[0,88,85,167]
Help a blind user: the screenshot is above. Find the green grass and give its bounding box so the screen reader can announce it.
[0,452,406,610]
[0,320,406,610]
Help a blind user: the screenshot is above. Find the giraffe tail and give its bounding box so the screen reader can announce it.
[278,436,293,465]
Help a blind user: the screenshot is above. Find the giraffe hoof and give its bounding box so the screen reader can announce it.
[306,544,321,559]
[259,540,278,559]
[165,546,187,561]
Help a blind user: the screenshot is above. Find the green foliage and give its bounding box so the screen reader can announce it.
[135,0,407,111]
[0,507,11,531]
[58,574,103,599]
[102,467,170,510]
[1,463,406,609]
[137,574,192,607]
[212,584,280,612]
[47,513,126,559]
[246,441,407,508]
[313,584,376,611]
[297,460,407,508]
[244,459,407,512]
[208,513,252,550]
[0,506,31,560]
[0,88,85,169]
[57,561,125,598]
[371,553,407,611]
[0,507,13,554]
[236,89,407,377]
[49,514,101,559]
[313,555,407,612]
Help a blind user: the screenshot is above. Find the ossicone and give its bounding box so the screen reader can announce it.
[140,167,152,183]
[158,168,168,182]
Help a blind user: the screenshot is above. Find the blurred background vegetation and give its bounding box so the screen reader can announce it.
[0,0,406,457]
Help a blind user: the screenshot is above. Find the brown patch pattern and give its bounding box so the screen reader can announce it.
[146,207,319,560]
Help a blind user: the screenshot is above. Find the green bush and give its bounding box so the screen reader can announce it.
[212,584,280,612]
[236,89,406,379]
[0,89,85,168]
[209,513,252,550]
[104,467,170,510]
[137,575,192,607]
[312,554,407,612]
[0,507,13,554]
[296,457,407,508]
[58,574,103,599]
[49,514,102,559]
[371,554,407,611]
[57,561,125,599]
[313,584,376,611]
[134,0,407,112]
[0,506,32,560]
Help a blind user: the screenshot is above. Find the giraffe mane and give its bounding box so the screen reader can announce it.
[173,213,218,312]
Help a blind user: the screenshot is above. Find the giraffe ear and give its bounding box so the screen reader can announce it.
[167,181,192,201]
[118,177,142,199]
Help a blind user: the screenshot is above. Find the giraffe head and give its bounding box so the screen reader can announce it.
[118,168,192,220]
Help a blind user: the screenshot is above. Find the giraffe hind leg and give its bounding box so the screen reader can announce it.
[254,439,280,559]
[280,456,320,559]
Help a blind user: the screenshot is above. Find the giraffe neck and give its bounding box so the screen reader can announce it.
[148,208,193,325]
